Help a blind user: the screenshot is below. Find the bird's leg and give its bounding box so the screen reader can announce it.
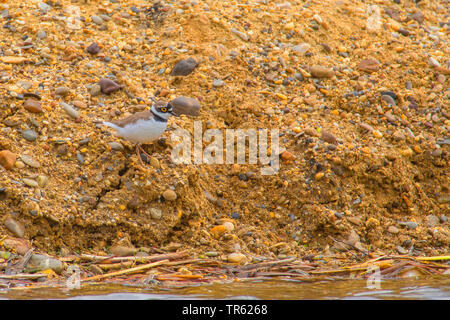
[138,144,152,159]
[136,143,146,167]
[135,143,154,167]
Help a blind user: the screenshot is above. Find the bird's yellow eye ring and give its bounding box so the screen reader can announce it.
[160,107,167,112]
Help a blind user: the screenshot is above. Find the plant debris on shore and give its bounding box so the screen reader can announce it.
[0,0,448,291]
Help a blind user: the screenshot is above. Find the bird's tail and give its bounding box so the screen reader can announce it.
[94,120,121,131]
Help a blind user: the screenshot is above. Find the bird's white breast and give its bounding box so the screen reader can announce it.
[117,118,167,144]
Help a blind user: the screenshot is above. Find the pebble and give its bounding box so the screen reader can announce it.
[76,152,85,165]
[37,2,51,12]
[393,130,405,141]
[94,172,103,182]
[431,149,442,157]
[56,144,68,156]
[304,127,319,137]
[280,151,295,161]
[411,11,424,23]
[210,225,226,239]
[149,208,162,219]
[398,28,410,36]
[381,94,396,106]
[109,141,124,151]
[372,130,383,138]
[385,113,396,123]
[23,99,43,113]
[100,14,111,21]
[170,58,198,76]
[110,245,136,257]
[91,15,104,25]
[310,65,334,78]
[0,9,9,19]
[26,254,64,273]
[99,78,122,94]
[149,157,160,168]
[360,123,374,132]
[79,139,91,148]
[4,119,20,127]
[294,73,304,81]
[238,173,248,181]
[89,84,102,96]
[126,196,140,209]
[292,43,311,55]
[434,192,450,203]
[60,102,79,119]
[223,221,235,232]
[89,265,103,275]
[357,58,380,73]
[380,91,397,101]
[204,191,217,204]
[347,217,363,226]
[397,246,408,255]
[436,74,446,84]
[36,30,46,39]
[4,217,25,238]
[440,215,448,223]
[428,57,441,68]
[20,154,40,168]
[399,221,418,230]
[321,131,338,144]
[230,28,249,41]
[22,129,38,142]
[405,81,412,90]
[87,42,100,55]
[399,148,413,157]
[425,215,439,228]
[213,79,225,87]
[162,189,177,201]
[284,22,295,31]
[17,81,32,90]
[231,212,241,219]
[14,160,25,169]
[36,175,48,188]
[73,100,87,109]
[23,178,39,188]
[3,237,31,255]
[205,251,219,257]
[315,172,325,180]
[0,150,16,170]
[55,86,70,96]
[169,96,201,116]
[387,226,399,234]
[227,253,247,264]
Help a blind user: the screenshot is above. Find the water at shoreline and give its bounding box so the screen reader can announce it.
[1,276,448,300]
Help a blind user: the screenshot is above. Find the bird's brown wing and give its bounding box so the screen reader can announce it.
[110,110,153,128]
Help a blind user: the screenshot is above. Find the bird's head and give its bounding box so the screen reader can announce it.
[151,101,177,120]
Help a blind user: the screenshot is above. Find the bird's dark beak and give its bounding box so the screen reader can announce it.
[168,103,178,116]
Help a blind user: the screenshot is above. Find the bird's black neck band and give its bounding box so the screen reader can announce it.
[151,110,167,122]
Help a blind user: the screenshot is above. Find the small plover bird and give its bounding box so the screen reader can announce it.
[98,101,177,166]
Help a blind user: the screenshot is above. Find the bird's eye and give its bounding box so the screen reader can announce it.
[160,107,167,112]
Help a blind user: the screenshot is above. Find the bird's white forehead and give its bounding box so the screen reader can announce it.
[153,101,168,108]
